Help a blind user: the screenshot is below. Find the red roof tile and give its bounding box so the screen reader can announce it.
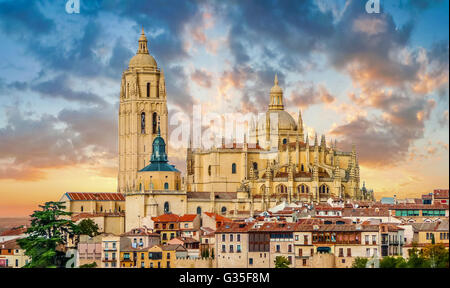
[152,213,180,223]
[0,227,27,236]
[66,192,125,201]
[179,214,198,222]
[204,212,232,223]
[434,189,449,199]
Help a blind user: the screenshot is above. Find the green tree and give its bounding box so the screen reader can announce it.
[379,256,406,268]
[422,243,449,268]
[274,256,290,268]
[18,201,79,268]
[352,257,369,268]
[75,219,99,237]
[79,262,97,268]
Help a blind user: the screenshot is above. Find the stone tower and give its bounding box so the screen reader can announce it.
[118,27,168,193]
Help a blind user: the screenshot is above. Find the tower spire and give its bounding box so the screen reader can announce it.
[269,73,284,111]
[137,26,149,54]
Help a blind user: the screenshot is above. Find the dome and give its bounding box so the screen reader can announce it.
[267,110,297,130]
[129,53,157,68]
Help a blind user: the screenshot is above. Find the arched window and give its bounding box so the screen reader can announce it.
[164,202,170,213]
[283,138,287,145]
[139,183,142,191]
[221,206,227,215]
[80,206,83,212]
[260,185,266,195]
[208,165,211,176]
[152,112,158,134]
[301,164,304,172]
[127,83,129,98]
[118,206,121,212]
[196,207,202,215]
[277,184,287,194]
[231,163,237,174]
[100,206,103,212]
[319,184,330,194]
[253,162,258,171]
[146,83,150,98]
[164,182,169,190]
[297,184,310,194]
[141,112,146,134]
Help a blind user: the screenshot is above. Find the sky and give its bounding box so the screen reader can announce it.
[0,0,448,217]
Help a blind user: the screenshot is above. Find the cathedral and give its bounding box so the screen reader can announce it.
[119,29,374,230]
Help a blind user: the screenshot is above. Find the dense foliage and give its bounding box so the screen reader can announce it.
[352,244,449,268]
[274,256,290,268]
[75,218,100,237]
[18,201,79,268]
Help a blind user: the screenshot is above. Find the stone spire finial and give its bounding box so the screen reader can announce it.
[269,73,284,111]
[137,26,149,54]
[314,133,318,146]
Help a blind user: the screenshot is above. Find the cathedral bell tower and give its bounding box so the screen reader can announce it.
[118,27,168,193]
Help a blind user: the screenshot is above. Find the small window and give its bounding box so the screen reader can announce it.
[164,202,170,213]
[164,182,169,190]
[221,206,227,215]
[147,83,150,97]
[283,138,287,144]
[141,112,146,134]
[196,207,202,215]
[231,163,237,174]
[208,165,212,176]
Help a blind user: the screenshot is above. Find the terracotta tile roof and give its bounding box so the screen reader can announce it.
[161,244,187,251]
[72,212,124,222]
[252,222,297,232]
[342,208,389,217]
[121,228,159,237]
[434,189,449,199]
[380,224,404,232]
[0,227,27,236]
[412,220,449,232]
[65,192,125,201]
[297,219,322,225]
[216,222,254,233]
[315,206,343,211]
[203,212,232,223]
[171,237,199,244]
[152,213,180,223]
[0,239,21,250]
[179,214,198,222]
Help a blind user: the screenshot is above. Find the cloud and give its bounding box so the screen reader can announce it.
[0,103,117,181]
[289,83,335,108]
[190,69,213,88]
[31,74,107,106]
[0,0,54,36]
